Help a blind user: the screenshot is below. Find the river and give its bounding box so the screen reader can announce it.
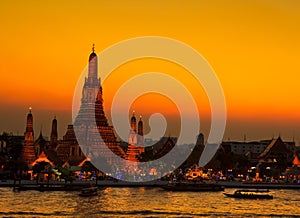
[0,187,299,217]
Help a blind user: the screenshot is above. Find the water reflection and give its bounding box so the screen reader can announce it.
[0,187,300,217]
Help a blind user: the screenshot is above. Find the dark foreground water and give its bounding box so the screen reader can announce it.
[0,187,299,217]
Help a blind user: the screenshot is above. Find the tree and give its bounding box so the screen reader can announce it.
[58,166,70,180]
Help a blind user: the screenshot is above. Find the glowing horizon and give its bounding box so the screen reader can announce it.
[0,1,300,143]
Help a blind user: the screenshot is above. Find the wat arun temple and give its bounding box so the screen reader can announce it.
[73,45,127,165]
[18,46,151,174]
[12,46,299,180]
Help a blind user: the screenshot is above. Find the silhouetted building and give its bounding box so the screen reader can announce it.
[56,124,83,164]
[258,137,292,162]
[141,137,177,161]
[257,136,294,175]
[154,137,176,159]
[180,133,205,169]
[221,141,269,155]
[137,116,144,147]
[34,131,49,156]
[31,150,62,168]
[128,112,137,145]
[49,117,58,149]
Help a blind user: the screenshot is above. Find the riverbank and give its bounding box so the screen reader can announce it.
[1,179,300,190]
[218,181,300,189]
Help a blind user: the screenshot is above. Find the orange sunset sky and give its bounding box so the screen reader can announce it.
[0,1,300,143]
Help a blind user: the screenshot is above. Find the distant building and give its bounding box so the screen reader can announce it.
[126,112,145,164]
[257,136,294,174]
[221,137,295,168]
[180,133,205,169]
[153,137,176,159]
[49,117,58,150]
[56,124,84,165]
[34,131,49,157]
[31,150,62,168]
[222,140,269,155]
[141,136,177,161]
[222,138,295,156]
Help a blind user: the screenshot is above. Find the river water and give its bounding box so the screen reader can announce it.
[0,187,299,217]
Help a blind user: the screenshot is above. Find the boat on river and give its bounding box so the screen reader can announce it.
[223,189,273,199]
[79,187,99,197]
[160,181,225,192]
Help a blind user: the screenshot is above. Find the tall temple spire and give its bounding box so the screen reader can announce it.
[74,46,126,162]
[50,116,58,149]
[137,115,144,147]
[130,111,137,132]
[88,44,98,79]
[138,116,143,136]
[20,108,36,165]
[25,107,34,141]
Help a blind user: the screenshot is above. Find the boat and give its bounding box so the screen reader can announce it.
[223,189,273,199]
[160,181,225,192]
[79,187,98,197]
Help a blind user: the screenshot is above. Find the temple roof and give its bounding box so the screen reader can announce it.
[30,151,54,166]
[36,131,46,143]
[30,150,63,167]
[64,157,86,167]
[293,153,300,167]
[258,136,289,159]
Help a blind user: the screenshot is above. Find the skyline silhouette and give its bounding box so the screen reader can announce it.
[1,1,300,143]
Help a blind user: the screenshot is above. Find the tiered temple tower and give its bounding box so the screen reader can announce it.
[56,124,83,164]
[137,116,144,147]
[74,45,125,164]
[128,112,137,145]
[126,112,145,166]
[20,108,37,164]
